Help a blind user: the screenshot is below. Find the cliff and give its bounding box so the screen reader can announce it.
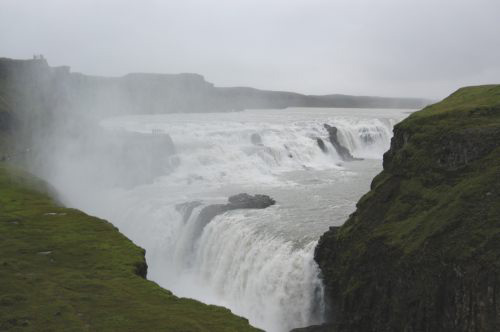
[0,57,430,117]
[306,85,500,331]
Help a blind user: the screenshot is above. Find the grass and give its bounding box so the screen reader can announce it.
[0,59,260,332]
[373,85,500,256]
[336,84,500,264]
[315,84,500,331]
[0,165,261,332]
[411,85,500,118]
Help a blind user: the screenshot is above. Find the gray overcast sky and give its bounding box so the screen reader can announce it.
[1,0,499,99]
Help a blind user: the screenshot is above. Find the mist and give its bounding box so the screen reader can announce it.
[2,53,411,331]
[2,0,500,99]
[2,1,499,331]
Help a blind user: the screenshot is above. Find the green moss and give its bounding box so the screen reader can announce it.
[0,165,261,331]
[315,85,500,331]
[345,84,500,259]
[372,85,500,256]
[411,85,500,119]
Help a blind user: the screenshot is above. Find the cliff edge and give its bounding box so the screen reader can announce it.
[310,85,500,331]
[0,164,261,331]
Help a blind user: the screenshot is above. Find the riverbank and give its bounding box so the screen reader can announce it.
[0,164,260,331]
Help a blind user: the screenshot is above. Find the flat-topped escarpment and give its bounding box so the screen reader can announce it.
[300,85,500,332]
[0,57,431,117]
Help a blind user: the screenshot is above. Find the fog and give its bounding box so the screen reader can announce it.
[4,53,412,330]
[2,1,499,331]
[29,106,403,332]
[2,0,500,99]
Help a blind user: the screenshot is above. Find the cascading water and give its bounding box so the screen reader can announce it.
[44,107,411,332]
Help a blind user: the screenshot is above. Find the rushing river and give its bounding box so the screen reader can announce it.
[45,107,411,332]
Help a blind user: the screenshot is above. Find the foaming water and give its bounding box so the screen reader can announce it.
[46,107,411,331]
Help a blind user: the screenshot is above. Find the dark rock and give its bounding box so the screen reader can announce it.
[134,259,148,279]
[196,193,276,230]
[250,133,263,145]
[316,138,328,153]
[323,124,361,161]
[228,193,276,209]
[435,127,500,170]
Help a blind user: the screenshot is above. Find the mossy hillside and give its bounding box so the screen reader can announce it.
[0,165,261,331]
[315,85,500,331]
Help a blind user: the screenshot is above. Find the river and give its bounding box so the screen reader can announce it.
[45,107,411,331]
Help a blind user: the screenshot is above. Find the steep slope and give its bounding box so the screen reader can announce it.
[310,85,500,331]
[0,165,261,331]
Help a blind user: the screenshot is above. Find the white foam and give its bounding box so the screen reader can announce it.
[47,108,409,331]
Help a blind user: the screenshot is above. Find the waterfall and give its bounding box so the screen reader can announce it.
[98,112,398,185]
[44,108,407,332]
[333,117,397,159]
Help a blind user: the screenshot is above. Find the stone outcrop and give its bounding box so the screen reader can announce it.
[323,124,361,161]
[197,193,276,228]
[316,138,327,153]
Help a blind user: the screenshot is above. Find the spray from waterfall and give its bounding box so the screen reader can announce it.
[35,108,407,332]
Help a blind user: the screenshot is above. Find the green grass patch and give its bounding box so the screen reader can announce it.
[0,165,260,331]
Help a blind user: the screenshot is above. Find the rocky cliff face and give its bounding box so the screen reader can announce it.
[307,85,500,332]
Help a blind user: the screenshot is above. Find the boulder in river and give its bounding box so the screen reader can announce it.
[228,193,276,209]
[197,193,276,229]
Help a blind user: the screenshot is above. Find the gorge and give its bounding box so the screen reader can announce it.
[1,57,499,332]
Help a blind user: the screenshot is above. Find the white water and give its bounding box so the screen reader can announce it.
[45,107,411,332]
